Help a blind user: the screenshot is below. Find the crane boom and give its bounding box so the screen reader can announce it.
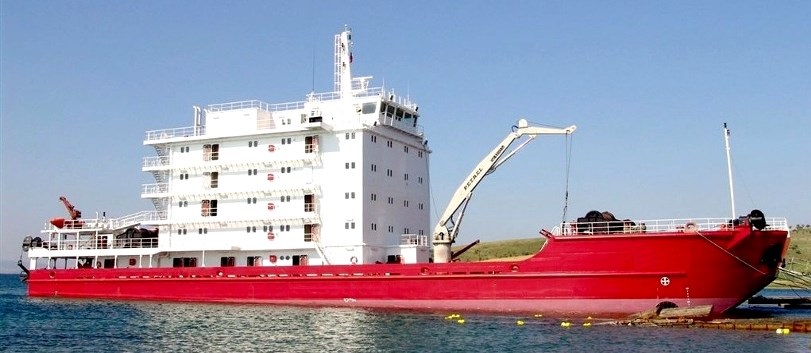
[432,119,575,263]
[58,196,82,220]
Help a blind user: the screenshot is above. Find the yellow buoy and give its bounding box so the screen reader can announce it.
[457,319,465,324]
[583,322,592,327]
[533,314,543,318]
[516,320,525,326]
[560,321,571,327]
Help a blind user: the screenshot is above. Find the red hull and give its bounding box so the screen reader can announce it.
[26,227,788,317]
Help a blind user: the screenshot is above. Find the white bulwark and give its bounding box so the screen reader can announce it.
[27,27,431,270]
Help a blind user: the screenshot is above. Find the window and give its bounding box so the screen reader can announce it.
[387,197,394,204]
[304,224,316,242]
[419,203,424,210]
[201,199,218,217]
[220,257,236,267]
[176,228,188,235]
[247,197,257,204]
[179,173,189,180]
[203,143,219,161]
[403,200,409,207]
[245,226,257,233]
[345,222,356,229]
[178,200,188,207]
[247,256,262,266]
[280,166,291,173]
[418,151,423,158]
[305,135,318,153]
[387,140,393,148]
[418,176,423,184]
[371,223,377,231]
[345,132,356,140]
[280,195,291,202]
[404,227,410,234]
[370,193,377,201]
[404,146,409,153]
[387,169,393,177]
[404,173,409,181]
[173,257,198,267]
[371,164,377,172]
[179,146,189,153]
[371,135,377,143]
[304,194,315,212]
[204,171,219,188]
[388,225,394,233]
[362,102,377,114]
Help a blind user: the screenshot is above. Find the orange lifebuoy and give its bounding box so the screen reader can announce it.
[268,144,276,152]
[267,203,275,211]
[267,232,275,240]
[267,173,275,181]
[269,255,277,263]
[350,256,358,264]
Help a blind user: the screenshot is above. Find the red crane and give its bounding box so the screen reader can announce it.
[58,196,82,220]
[50,196,83,229]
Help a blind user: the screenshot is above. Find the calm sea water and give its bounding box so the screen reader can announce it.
[0,274,808,353]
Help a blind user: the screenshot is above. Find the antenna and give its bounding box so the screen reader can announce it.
[311,43,316,92]
[723,123,736,220]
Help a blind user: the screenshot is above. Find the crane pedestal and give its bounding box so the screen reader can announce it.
[433,241,452,263]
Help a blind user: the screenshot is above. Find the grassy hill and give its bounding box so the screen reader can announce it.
[453,226,811,275]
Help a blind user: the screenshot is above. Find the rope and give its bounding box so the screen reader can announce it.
[561,133,574,224]
[777,268,811,288]
[695,230,765,275]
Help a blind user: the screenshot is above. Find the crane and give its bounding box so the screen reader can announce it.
[59,196,82,220]
[49,196,84,229]
[432,119,576,263]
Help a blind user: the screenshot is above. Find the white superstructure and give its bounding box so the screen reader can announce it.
[26,27,431,270]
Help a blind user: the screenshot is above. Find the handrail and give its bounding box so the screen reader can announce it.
[555,217,789,236]
[400,234,428,246]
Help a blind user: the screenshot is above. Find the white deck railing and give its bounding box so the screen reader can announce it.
[400,234,429,246]
[554,217,789,236]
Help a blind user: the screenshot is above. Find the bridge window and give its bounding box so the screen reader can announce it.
[362,102,377,114]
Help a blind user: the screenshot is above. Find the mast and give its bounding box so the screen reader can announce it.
[334,25,353,98]
[723,123,736,220]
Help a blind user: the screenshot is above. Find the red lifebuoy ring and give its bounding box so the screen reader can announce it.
[268,144,276,152]
[269,255,277,263]
[350,256,358,264]
[267,173,275,181]
[267,232,275,240]
[267,203,275,211]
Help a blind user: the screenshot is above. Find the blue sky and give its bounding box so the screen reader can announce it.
[1,1,809,273]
